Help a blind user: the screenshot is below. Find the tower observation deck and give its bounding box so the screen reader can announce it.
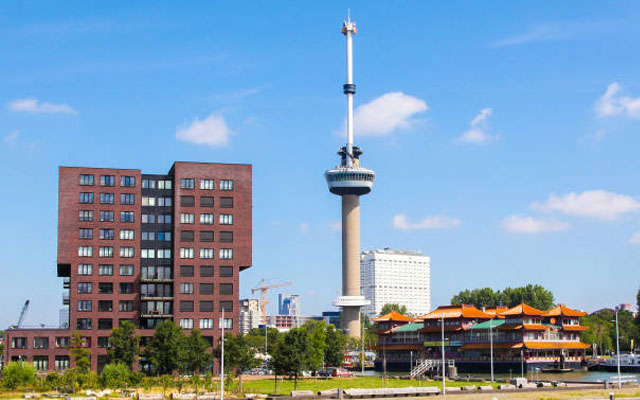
[325,16,375,339]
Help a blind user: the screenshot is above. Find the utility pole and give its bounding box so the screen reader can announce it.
[441,313,446,396]
[489,319,494,382]
[361,311,365,375]
[615,308,621,389]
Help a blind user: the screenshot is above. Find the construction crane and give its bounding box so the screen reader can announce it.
[251,279,293,324]
[12,300,30,329]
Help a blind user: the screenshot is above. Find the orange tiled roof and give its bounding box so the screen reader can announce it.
[524,341,590,349]
[417,305,493,320]
[544,304,587,317]
[500,303,545,316]
[562,325,588,331]
[372,310,414,323]
[483,306,509,317]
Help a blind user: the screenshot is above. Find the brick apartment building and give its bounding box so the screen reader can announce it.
[4,162,252,372]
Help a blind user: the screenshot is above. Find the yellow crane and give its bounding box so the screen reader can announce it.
[251,279,293,324]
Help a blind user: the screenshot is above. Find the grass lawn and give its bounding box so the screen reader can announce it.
[240,376,499,394]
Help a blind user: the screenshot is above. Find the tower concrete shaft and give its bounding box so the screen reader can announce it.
[342,195,361,337]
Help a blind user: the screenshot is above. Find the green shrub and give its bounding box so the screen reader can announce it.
[2,361,37,391]
[99,363,131,389]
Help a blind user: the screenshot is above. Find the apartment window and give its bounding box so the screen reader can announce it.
[142,196,156,206]
[221,318,233,329]
[99,246,114,258]
[55,337,70,348]
[180,265,194,277]
[78,264,93,275]
[200,265,214,277]
[34,356,49,371]
[120,176,135,187]
[100,175,115,186]
[120,246,134,258]
[158,231,171,241]
[98,264,113,276]
[220,180,234,191]
[180,301,194,312]
[78,246,93,257]
[220,301,233,312]
[200,179,215,190]
[219,266,234,277]
[158,214,172,224]
[142,214,155,224]
[100,210,114,222]
[199,301,214,312]
[141,231,155,241]
[119,301,134,312]
[180,318,194,329]
[181,213,195,224]
[120,265,134,276]
[55,356,70,371]
[158,197,172,207]
[98,282,113,294]
[200,248,214,259]
[157,249,172,259]
[79,192,94,204]
[98,300,113,312]
[220,197,233,208]
[180,248,194,259]
[98,319,113,330]
[120,282,134,294]
[34,337,49,349]
[120,193,135,205]
[78,228,93,240]
[11,337,27,349]
[97,337,110,348]
[120,211,135,223]
[100,229,114,240]
[219,231,233,242]
[180,178,195,189]
[79,210,93,221]
[79,174,94,186]
[200,196,214,207]
[141,249,155,259]
[220,283,233,295]
[181,196,195,207]
[78,282,92,294]
[180,283,194,294]
[219,248,233,259]
[77,318,92,330]
[200,283,213,295]
[200,318,214,329]
[200,213,214,225]
[158,179,172,189]
[120,229,134,240]
[77,300,92,312]
[180,230,194,242]
[219,214,233,225]
[100,193,114,204]
[142,179,156,189]
[200,231,214,242]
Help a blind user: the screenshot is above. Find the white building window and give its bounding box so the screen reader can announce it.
[141,249,156,259]
[220,180,234,191]
[99,246,114,258]
[180,248,194,259]
[78,264,93,275]
[142,196,156,206]
[78,246,93,257]
[200,248,214,259]
[181,213,195,224]
[200,318,214,329]
[179,318,194,329]
[120,247,134,258]
[120,229,134,240]
[219,248,233,260]
[200,179,215,190]
[157,249,172,259]
[219,214,233,225]
[200,213,214,225]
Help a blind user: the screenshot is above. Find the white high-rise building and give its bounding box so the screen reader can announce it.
[239,299,263,334]
[360,248,431,318]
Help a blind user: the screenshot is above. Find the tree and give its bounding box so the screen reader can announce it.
[2,361,36,390]
[99,363,130,389]
[271,328,309,390]
[70,332,91,372]
[147,320,185,375]
[108,321,140,369]
[246,327,281,354]
[181,329,212,376]
[380,303,408,316]
[301,321,327,370]
[159,375,174,399]
[215,333,259,393]
[450,284,555,310]
[324,324,347,367]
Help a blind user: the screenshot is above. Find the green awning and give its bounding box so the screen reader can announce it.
[468,320,506,330]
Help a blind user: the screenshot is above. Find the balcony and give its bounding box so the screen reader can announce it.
[63,278,70,289]
[62,292,70,305]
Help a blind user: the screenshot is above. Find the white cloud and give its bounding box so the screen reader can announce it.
[392,214,461,231]
[531,190,640,220]
[629,232,640,245]
[175,112,234,147]
[3,130,21,145]
[350,92,428,137]
[502,215,571,234]
[595,82,640,118]
[491,20,620,48]
[456,108,498,144]
[328,220,342,232]
[8,98,77,115]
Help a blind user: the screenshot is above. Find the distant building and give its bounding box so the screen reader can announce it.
[360,248,431,318]
[322,311,341,327]
[278,294,301,316]
[239,299,263,334]
[617,303,634,312]
[266,314,312,331]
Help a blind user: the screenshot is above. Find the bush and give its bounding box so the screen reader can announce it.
[2,361,37,391]
[99,363,131,389]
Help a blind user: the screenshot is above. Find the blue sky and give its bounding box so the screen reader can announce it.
[2,2,640,327]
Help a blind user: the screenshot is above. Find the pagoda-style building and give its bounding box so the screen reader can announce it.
[371,311,422,371]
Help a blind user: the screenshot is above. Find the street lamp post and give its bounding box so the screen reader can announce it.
[520,349,524,378]
[220,309,225,400]
[361,311,365,375]
[489,319,494,382]
[441,313,446,396]
[615,308,621,389]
